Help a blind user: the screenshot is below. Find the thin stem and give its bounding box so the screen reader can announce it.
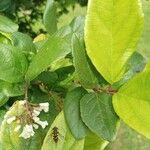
[93,86,117,95]
[24,81,30,101]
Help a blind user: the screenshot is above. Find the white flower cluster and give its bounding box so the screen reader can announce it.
[5,101,49,139]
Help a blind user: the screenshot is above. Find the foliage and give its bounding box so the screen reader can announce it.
[0,0,88,37]
[0,0,150,150]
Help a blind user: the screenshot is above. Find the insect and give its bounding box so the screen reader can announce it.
[52,126,59,143]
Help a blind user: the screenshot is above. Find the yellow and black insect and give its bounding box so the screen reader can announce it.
[52,126,59,143]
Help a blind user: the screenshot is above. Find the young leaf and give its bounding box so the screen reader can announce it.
[0,15,18,33]
[0,43,28,83]
[25,34,71,81]
[43,0,57,34]
[84,132,109,150]
[80,93,119,141]
[113,62,150,140]
[11,32,36,54]
[72,34,99,89]
[64,87,88,139]
[85,0,144,84]
[42,111,85,150]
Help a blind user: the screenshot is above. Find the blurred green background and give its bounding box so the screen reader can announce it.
[0,0,150,149]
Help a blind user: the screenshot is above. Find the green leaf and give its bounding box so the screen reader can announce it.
[11,32,36,54]
[43,0,57,34]
[55,65,74,78]
[0,33,10,44]
[64,87,88,139]
[138,0,150,59]
[85,0,144,84]
[113,52,146,88]
[84,132,109,150]
[25,34,71,81]
[72,34,99,89]
[1,99,57,150]
[0,0,12,11]
[0,109,6,126]
[0,80,25,106]
[80,93,119,141]
[0,94,9,107]
[42,111,85,150]
[70,16,85,37]
[0,15,18,33]
[0,43,28,83]
[33,71,58,89]
[113,62,150,140]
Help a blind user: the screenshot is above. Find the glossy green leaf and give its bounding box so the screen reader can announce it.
[64,87,88,139]
[25,34,71,81]
[85,0,144,84]
[72,34,99,89]
[11,32,36,54]
[80,93,119,141]
[84,132,109,150]
[113,62,150,140]
[1,99,57,150]
[43,0,57,34]
[42,111,85,150]
[0,43,28,83]
[0,15,18,33]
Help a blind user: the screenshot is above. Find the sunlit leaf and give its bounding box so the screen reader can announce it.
[42,111,85,150]
[85,0,144,83]
[113,62,150,140]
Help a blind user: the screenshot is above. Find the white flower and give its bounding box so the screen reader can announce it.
[19,100,26,105]
[33,116,40,122]
[4,114,7,119]
[32,109,40,117]
[33,124,39,129]
[19,124,35,139]
[6,116,16,124]
[36,120,48,129]
[14,125,21,132]
[39,102,49,112]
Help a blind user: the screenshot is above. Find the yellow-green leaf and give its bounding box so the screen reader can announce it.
[113,62,150,139]
[85,0,144,84]
[42,111,84,150]
[84,132,109,150]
